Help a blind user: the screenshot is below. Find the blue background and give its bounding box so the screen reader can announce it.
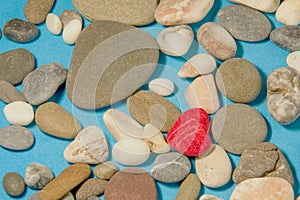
[0,0,299,199]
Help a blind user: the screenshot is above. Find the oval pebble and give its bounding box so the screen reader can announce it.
[24,0,55,24]
[94,161,118,180]
[62,19,82,45]
[4,101,34,126]
[218,5,272,42]
[287,51,300,73]
[276,0,300,26]
[157,25,194,56]
[151,152,191,183]
[200,194,223,200]
[46,13,62,35]
[112,138,150,166]
[197,22,236,60]
[149,78,174,96]
[270,25,300,52]
[24,162,54,189]
[2,172,25,197]
[175,174,201,200]
[212,104,267,155]
[0,125,34,150]
[76,178,107,200]
[0,81,26,104]
[60,10,82,28]
[228,0,280,13]
[196,145,232,188]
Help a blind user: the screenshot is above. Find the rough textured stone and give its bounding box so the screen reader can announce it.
[24,163,54,189]
[76,178,107,200]
[270,25,300,52]
[104,168,157,200]
[66,21,159,109]
[24,0,55,24]
[22,63,67,106]
[175,174,201,200]
[28,192,41,200]
[228,0,280,13]
[60,10,82,28]
[215,58,262,103]
[127,90,180,132]
[0,48,35,85]
[2,172,25,197]
[94,161,118,180]
[212,104,267,155]
[0,81,26,103]
[218,5,271,42]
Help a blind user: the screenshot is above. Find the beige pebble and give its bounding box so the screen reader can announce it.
[287,51,300,73]
[230,177,294,200]
[200,194,223,200]
[60,10,82,28]
[157,25,194,56]
[62,19,82,45]
[61,192,75,200]
[296,196,300,200]
[143,124,170,154]
[175,174,201,200]
[94,161,118,180]
[185,74,220,114]
[178,54,216,78]
[46,13,62,35]
[4,101,34,126]
[276,0,300,25]
[228,0,280,13]
[149,78,175,96]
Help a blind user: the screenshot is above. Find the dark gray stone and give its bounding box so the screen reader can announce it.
[270,25,300,52]
[0,81,26,103]
[217,5,271,42]
[24,163,54,189]
[2,172,25,197]
[3,18,38,43]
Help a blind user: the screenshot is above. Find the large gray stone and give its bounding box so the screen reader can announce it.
[270,25,300,52]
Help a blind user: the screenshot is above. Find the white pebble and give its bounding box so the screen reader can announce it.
[62,19,82,45]
[276,0,300,25]
[286,51,300,73]
[149,78,174,96]
[4,101,34,126]
[228,0,280,13]
[46,13,62,35]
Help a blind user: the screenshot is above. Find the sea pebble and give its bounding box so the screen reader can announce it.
[215,58,262,103]
[4,101,34,126]
[112,138,150,166]
[156,25,194,56]
[24,0,55,24]
[62,19,82,45]
[94,161,118,180]
[64,126,109,164]
[3,18,38,43]
[60,10,82,28]
[287,51,300,73]
[22,63,67,106]
[276,0,300,26]
[178,54,216,78]
[0,125,34,151]
[185,74,220,114]
[270,25,300,52]
[28,192,41,200]
[228,0,280,12]
[2,172,25,197]
[267,67,300,124]
[40,163,91,199]
[155,0,214,25]
[35,102,81,139]
[175,174,201,200]
[0,81,26,104]
[0,48,35,85]
[149,78,174,96]
[218,5,272,42]
[24,163,54,189]
[195,145,232,188]
[46,13,62,35]
[104,168,157,200]
[197,22,236,60]
[199,194,223,200]
[76,178,107,200]
[151,152,191,183]
[87,197,98,200]
[61,192,75,200]
[167,108,211,156]
[212,104,267,155]
[230,177,294,200]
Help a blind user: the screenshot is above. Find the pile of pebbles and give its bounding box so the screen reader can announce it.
[0,0,300,199]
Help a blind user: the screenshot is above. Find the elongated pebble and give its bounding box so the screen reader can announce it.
[62,19,82,45]
[60,10,82,28]
[287,51,300,73]
[228,0,280,13]
[2,172,25,197]
[46,13,62,35]
[276,0,300,26]
[0,81,26,104]
[149,78,174,96]
[270,25,300,52]
[24,0,55,24]
[175,174,201,200]
[28,192,40,200]
[4,101,34,126]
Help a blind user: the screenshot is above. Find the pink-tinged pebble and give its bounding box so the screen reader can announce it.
[167,108,211,156]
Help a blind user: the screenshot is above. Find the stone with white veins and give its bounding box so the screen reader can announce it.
[276,0,300,26]
[149,78,174,96]
[46,13,62,35]
[62,19,82,45]
[286,51,300,73]
[228,0,280,13]
[4,101,34,126]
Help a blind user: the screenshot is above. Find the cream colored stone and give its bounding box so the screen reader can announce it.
[200,194,223,200]
[276,0,300,25]
[230,177,294,200]
[228,0,280,13]
[157,25,194,56]
[149,78,174,96]
[143,124,170,154]
[46,13,62,35]
[178,54,216,78]
[62,19,82,45]
[4,101,34,126]
[112,138,150,166]
[185,74,220,114]
[296,195,300,200]
[287,51,300,73]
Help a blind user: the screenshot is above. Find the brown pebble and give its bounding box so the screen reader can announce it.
[175,174,201,200]
[0,81,26,103]
[2,172,25,197]
[24,0,55,24]
[76,178,107,200]
[94,161,118,180]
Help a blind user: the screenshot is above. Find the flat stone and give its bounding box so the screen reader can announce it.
[197,22,236,60]
[228,0,280,13]
[66,21,159,109]
[175,174,201,200]
[24,0,55,24]
[22,63,67,106]
[199,194,223,200]
[24,163,54,189]
[0,48,35,85]
[151,152,191,183]
[62,19,82,45]
[155,0,214,25]
[3,18,38,43]
[0,125,34,151]
[46,13,62,35]
[127,90,180,132]
[287,51,300,73]
[2,172,25,197]
[76,178,107,200]
[149,78,174,96]
[212,104,267,155]
[0,81,26,103]
[233,142,294,185]
[35,102,81,139]
[4,101,34,126]
[94,161,118,180]
[40,163,91,200]
[230,177,294,200]
[60,10,82,28]
[28,192,41,200]
[267,67,300,124]
[276,0,300,25]
[270,25,300,52]
[64,126,109,164]
[215,58,262,103]
[218,5,272,42]
[104,168,157,200]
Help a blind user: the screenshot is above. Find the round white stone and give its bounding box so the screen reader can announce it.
[62,19,82,45]
[46,13,62,35]
[287,51,300,73]
[4,101,34,126]
[149,78,175,96]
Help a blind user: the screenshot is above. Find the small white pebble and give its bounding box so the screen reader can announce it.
[149,78,175,96]
[4,101,34,126]
[46,13,62,35]
[286,51,300,73]
[62,19,82,45]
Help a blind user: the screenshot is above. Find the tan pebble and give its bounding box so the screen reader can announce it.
[296,196,300,200]
[276,0,300,25]
[228,0,280,13]
[60,10,82,28]
[75,178,107,200]
[94,161,118,180]
[143,124,170,154]
[46,13,62,35]
[62,19,82,45]
[200,194,223,200]
[175,174,201,200]
[24,0,55,24]
[61,192,74,200]
[287,51,300,73]
[149,78,174,96]
[4,101,34,126]
[0,80,26,104]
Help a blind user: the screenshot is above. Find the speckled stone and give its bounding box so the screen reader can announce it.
[3,18,38,43]
[2,172,25,197]
[76,178,107,200]
[94,161,118,180]
[22,63,67,106]
[218,5,271,42]
[60,10,82,28]
[24,0,55,24]
[0,48,35,85]
[61,192,75,200]
[175,174,201,200]
[87,196,98,200]
[28,191,41,200]
[24,163,54,189]
[270,25,300,52]
[0,81,26,103]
